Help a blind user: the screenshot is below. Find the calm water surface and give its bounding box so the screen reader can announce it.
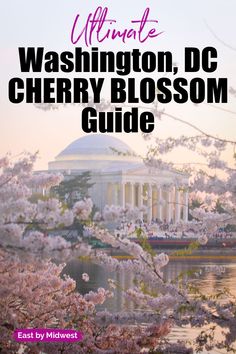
[64,259,236,353]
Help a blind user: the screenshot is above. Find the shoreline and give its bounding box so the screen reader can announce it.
[104,248,236,261]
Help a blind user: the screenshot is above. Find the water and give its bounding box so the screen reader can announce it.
[63,258,236,353]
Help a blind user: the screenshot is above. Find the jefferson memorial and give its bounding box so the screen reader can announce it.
[48,135,189,223]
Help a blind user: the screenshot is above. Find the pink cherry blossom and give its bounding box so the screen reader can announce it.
[82,273,89,282]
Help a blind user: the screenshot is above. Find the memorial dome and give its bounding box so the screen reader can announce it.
[57,134,134,157]
[48,134,140,171]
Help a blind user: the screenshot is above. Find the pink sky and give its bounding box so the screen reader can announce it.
[0,0,236,170]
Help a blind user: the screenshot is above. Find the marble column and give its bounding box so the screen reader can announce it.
[175,189,181,223]
[166,189,172,223]
[157,186,163,222]
[114,183,119,205]
[147,184,152,223]
[183,191,189,222]
[120,182,126,208]
[152,187,158,219]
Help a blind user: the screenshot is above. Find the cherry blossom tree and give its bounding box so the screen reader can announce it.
[0,153,179,354]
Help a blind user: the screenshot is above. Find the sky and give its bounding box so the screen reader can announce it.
[0,0,236,170]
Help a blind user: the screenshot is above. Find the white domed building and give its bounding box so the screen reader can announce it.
[48,134,189,223]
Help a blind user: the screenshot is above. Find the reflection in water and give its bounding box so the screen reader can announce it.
[64,259,236,311]
[63,259,236,353]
